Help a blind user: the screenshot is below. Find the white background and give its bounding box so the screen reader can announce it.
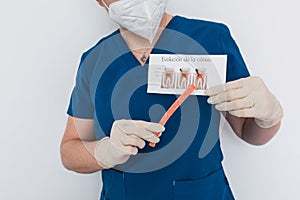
[0,0,299,199]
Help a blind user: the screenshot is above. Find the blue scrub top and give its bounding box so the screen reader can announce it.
[67,16,250,200]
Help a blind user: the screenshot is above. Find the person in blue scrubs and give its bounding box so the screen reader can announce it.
[60,0,283,199]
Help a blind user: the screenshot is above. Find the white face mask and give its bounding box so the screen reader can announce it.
[102,0,168,43]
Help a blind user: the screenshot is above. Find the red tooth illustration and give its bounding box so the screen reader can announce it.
[179,67,190,89]
[195,68,207,90]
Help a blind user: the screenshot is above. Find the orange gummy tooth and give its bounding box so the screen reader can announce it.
[149,84,197,147]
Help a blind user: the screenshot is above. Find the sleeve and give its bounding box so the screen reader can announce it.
[219,24,251,82]
[66,52,94,119]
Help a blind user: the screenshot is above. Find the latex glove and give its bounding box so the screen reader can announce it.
[94,119,165,169]
[205,76,283,128]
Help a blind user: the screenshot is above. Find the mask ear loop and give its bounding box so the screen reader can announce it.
[101,0,109,10]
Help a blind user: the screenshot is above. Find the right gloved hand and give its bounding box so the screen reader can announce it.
[94,119,165,169]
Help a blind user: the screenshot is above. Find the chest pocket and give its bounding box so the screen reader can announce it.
[173,168,234,200]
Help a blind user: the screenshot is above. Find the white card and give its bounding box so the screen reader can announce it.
[147,54,227,95]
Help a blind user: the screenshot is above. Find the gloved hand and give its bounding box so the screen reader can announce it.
[205,76,283,128]
[94,119,165,169]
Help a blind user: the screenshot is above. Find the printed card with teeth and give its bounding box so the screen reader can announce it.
[147,54,227,96]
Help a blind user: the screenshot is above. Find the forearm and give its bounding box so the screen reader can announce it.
[241,118,281,145]
[60,139,104,174]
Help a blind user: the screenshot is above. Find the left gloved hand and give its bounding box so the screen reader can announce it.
[205,76,283,128]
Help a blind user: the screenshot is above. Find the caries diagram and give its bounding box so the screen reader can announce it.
[161,66,208,90]
[148,54,227,96]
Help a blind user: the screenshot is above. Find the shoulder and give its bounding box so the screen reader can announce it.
[74,30,119,80]
[80,30,119,64]
[174,15,228,29]
[173,15,230,35]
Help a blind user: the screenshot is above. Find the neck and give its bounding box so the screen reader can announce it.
[120,13,173,50]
